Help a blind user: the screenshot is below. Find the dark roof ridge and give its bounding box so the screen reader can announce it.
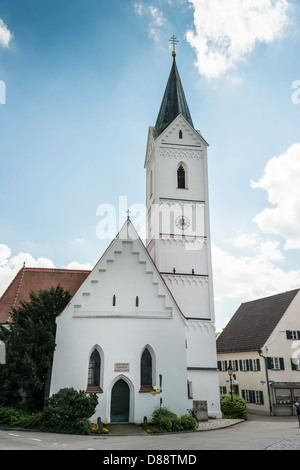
[240,288,300,306]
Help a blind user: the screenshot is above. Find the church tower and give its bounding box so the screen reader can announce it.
[145,41,215,323]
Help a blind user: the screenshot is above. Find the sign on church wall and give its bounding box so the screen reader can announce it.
[114,362,130,372]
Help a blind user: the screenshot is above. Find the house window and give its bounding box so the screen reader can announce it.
[113,295,116,306]
[140,347,152,388]
[241,359,249,371]
[177,165,185,189]
[286,330,300,340]
[251,359,260,371]
[179,130,183,139]
[242,389,264,405]
[291,358,300,371]
[136,296,139,307]
[267,357,284,370]
[275,388,291,404]
[244,389,251,403]
[88,349,101,388]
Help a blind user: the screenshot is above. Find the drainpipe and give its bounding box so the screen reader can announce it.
[259,349,273,416]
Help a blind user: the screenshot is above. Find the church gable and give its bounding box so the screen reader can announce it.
[156,114,208,148]
[64,221,183,320]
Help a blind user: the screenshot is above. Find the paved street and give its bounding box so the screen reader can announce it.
[1,414,300,452]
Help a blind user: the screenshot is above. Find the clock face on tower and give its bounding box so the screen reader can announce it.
[175,215,190,230]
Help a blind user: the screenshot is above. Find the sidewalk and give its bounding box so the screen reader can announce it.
[105,418,243,436]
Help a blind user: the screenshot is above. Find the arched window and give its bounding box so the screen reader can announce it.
[177,165,185,188]
[140,347,152,388]
[88,349,101,388]
[179,130,183,139]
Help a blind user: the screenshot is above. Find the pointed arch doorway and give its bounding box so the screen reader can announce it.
[110,378,130,422]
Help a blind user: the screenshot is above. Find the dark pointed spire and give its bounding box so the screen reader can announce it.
[155,55,194,136]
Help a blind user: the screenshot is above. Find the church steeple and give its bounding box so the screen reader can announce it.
[155,41,194,136]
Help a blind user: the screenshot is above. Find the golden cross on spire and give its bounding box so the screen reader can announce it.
[169,35,179,57]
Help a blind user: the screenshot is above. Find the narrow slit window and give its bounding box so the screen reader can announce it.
[177,165,185,188]
[136,296,139,307]
[113,295,116,306]
[179,130,183,139]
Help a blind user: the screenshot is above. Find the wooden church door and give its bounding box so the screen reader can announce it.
[110,379,130,422]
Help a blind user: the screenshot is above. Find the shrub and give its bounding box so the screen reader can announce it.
[151,406,197,432]
[220,394,248,420]
[26,388,98,434]
[0,406,32,428]
[180,413,197,430]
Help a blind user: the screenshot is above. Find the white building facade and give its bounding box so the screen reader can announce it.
[50,53,221,423]
[217,289,300,416]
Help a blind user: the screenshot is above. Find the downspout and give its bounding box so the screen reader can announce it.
[259,349,273,416]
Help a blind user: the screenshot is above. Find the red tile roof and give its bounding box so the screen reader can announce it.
[0,267,91,324]
[217,289,300,353]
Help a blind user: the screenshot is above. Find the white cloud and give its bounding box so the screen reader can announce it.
[0,245,55,296]
[134,3,165,41]
[186,0,289,78]
[211,237,300,304]
[0,18,13,48]
[64,261,93,270]
[251,143,300,249]
[0,245,93,297]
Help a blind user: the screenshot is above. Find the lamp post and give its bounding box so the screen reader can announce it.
[227,365,233,401]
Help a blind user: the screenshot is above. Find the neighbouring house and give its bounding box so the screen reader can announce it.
[217,289,300,416]
[0,266,90,326]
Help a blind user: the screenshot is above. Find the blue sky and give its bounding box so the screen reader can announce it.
[0,0,300,330]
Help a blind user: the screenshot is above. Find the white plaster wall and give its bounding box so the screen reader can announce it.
[50,229,189,423]
[261,292,300,384]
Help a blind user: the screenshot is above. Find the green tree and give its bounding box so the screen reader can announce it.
[0,285,71,411]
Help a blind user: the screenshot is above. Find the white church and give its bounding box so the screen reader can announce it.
[49,46,222,423]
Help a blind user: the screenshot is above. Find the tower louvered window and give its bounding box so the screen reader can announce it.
[177,165,185,188]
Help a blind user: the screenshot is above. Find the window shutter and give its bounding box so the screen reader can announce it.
[286,330,291,339]
[249,360,253,371]
[217,361,221,371]
[297,331,300,340]
[246,359,250,371]
[279,357,285,370]
[267,357,272,370]
[235,360,239,371]
[291,358,297,371]
[259,391,264,405]
[256,359,260,371]
[242,390,246,400]
[239,360,243,371]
